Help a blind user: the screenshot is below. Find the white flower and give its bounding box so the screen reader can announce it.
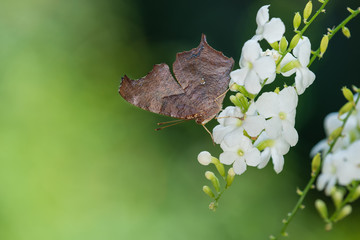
[197,151,212,166]
[253,5,285,43]
[255,132,290,174]
[281,36,315,95]
[255,86,299,146]
[230,40,276,94]
[317,140,360,195]
[336,140,360,185]
[310,112,358,156]
[317,152,344,195]
[219,132,261,175]
[213,105,265,144]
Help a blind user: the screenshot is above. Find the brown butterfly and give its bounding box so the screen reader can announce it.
[119,34,234,134]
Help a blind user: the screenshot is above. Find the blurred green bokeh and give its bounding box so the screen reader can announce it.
[0,0,359,239]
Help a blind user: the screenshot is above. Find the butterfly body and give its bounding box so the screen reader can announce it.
[119,34,234,126]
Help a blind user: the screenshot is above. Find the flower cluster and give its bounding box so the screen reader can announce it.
[198,5,316,176]
[312,92,360,195]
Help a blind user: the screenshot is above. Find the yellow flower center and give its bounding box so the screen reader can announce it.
[279,112,287,120]
[237,149,244,156]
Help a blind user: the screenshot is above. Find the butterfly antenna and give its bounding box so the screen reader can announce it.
[155,119,188,131]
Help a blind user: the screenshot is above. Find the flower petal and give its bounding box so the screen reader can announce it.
[271,148,284,173]
[230,68,248,86]
[256,92,279,118]
[245,69,262,94]
[262,18,285,43]
[280,53,296,77]
[279,86,298,112]
[293,36,311,67]
[245,147,261,166]
[219,151,238,165]
[242,40,262,63]
[265,117,282,139]
[282,121,299,146]
[243,115,266,137]
[258,147,271,169]
[256,5,270,27]
[233,158,247,175]
[253,56,276,80]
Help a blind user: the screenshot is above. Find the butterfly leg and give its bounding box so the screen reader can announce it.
[202,124,215,145]
[214,87,230,109]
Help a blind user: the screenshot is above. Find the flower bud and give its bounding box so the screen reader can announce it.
[338,102,353,117]
[209,201,217,211]
[230,95,242,107]
[289,34,301,50]
[352,85,360,93]
[303,1,313,22]
[236,93,250,112]
[215,162,226,178]
[320,35,329,57]
[293,12,301,30]
[342,86,354,102]
[270,41,279,51]
[226,168,235,188]
[328,126,343,142]
[331,189,344,209]
[281,60,300,73]
[197,151,212,166]
[229,83,239,92]
[350,185,360,202]
[203,185,215,198]
[279,36,288,53]
[256,139,274,151]
[334,205,352,222]
[342,26,351,38]
[311,153,321,175]
[205,171,220,193]
[315,199,328,220]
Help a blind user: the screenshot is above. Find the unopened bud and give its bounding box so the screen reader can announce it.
[350,185,360,202]
[342,26,351,38]
[320,35,329,57]
[203,185,215,198]
[226,168,235,188]
[331,189,344,209]
[197,151,212,166]
[293,12,301,30]
[281,60,300,73]
[270,41,279,51]
[209,201,217,211]
[279,36,288,53]
[289,34,301,50]
[311,153,321,174]
[205,171,220,193]
[214,162,226,178]
[342,86,354,102]
[256,139,274,151]
[338,102,353,117]
[352,85,360,93]
[334,205,352,222]
[303,1,313,22]
[230,95,242,107]
[315,199,328,220]
[236,92,250,112]
[328,126,343,142]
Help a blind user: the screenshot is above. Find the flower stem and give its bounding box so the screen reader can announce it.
[276,93,360,238]
[308,7,360,66]
[276,0,330,67]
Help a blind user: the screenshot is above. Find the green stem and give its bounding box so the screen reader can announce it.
[276,0,330,67]
[309,7,360,66]
[278,93,360,238]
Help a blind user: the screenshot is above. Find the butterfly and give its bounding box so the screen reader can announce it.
[119,34,234,134]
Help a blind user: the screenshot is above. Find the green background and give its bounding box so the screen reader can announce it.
[0,0,359,239]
